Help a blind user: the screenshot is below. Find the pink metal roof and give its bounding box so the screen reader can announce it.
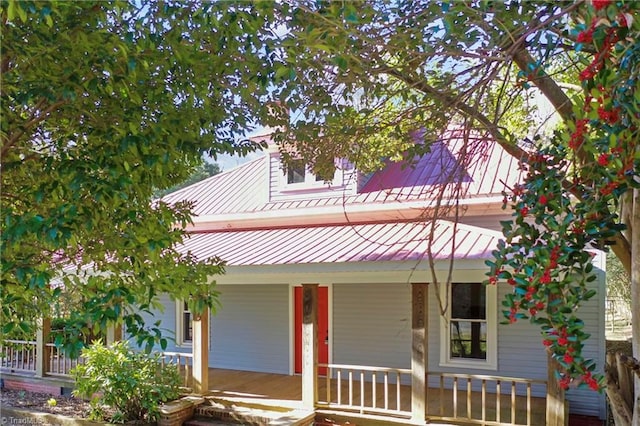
[179,221,502,266]
[163,131,521,218]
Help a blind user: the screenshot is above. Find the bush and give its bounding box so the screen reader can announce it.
[72,340,181,423]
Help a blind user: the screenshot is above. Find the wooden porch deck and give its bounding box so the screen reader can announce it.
[200,368,548,425]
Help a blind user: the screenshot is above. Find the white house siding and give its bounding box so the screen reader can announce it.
[332,283,412,375]
[209,284,289,374]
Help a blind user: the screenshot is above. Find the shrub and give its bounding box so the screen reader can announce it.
[72,340,181,423]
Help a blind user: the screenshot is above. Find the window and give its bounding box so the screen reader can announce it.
[440,283,497,369]
[283,160,338,187]
[176,301,192,346]
[287,160,306,184]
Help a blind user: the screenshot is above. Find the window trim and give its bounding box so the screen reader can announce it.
[439,283,497,370]
[175,300,193,347]
[280,160,344,191]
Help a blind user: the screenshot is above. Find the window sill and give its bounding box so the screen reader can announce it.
[439,358,497,371]
[280,183,345,193]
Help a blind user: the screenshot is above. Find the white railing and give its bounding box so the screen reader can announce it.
[46,343,84,376]
[160,351,193,387]
[0,340,37,373]
[318,363,412,417]
[426,372,546,426]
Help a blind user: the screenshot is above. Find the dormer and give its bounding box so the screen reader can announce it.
[267,149,359,202]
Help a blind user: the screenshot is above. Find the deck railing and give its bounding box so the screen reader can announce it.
[160,351,193,387]
[426,372,546,426]
[0,340,191,386]
[318,363,412,416]
[46,343,84,376]
[0,340,37,373]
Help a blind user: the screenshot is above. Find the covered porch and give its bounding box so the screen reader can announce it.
[1,283,562,426]
[199,366,549,426]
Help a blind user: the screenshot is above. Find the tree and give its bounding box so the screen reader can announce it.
[155,161,222,197]
[1,1,278,354]
[262,1,639,422]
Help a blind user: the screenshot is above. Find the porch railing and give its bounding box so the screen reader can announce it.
[426,372,546,426]
[160,351,193,387]
[0,339,37,373]
[317,364,546,426]
[46,343,85,376]
[318,363,412,417]
[0,340,191,386]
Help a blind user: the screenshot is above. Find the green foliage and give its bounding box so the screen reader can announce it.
[1,1,279,352]
[267,1,563,173]
[155,161,222,198]
[606,251,631,310]
[269,0,638,393]
[72,341,181,423]
[487,0,639,391]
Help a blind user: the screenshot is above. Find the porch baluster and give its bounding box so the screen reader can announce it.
[337,369,342,405]
[511,381,517,423]
[467,377,472,419]
[372,372,376,409]
[482,379,487,422]
[496,379,501,423]
[360,371,365,413]
[453,376,458,417]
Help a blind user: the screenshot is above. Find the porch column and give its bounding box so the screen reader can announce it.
[105,324,122,346]
[411,283,429,423]
[301,284,319,410]
[546,354,567,426]
[192,308,209,394]
[35,317,51,377]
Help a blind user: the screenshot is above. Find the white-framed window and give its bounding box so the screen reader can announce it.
[176,300,192,346]
[440,282,497,370]
[281,159,343,190]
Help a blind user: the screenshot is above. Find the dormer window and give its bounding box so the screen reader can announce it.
[284,160,329,187]
[287,160,307,184]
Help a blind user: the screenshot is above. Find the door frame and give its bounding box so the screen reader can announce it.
[289,283,332,375]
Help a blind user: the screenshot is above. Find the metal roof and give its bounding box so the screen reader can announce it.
[162,132,521,219]
[180,220,503,266]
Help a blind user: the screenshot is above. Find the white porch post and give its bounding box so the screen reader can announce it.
[192,308,209,394]
[35,317,51,377]
[411,283,429,423]
[301,284,319,410]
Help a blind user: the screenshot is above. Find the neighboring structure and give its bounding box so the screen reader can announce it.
[151,129,606,422]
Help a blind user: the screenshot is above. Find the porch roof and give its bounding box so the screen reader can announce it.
[180,220,502,266]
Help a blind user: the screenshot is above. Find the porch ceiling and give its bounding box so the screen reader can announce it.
[180,220,502,266]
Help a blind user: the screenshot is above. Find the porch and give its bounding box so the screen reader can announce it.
[203,366,549,426]
[1,340,549,426]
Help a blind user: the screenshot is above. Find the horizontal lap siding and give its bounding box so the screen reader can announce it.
[127,294,186,353]
[332,283,411,370]
[210,284,289,374]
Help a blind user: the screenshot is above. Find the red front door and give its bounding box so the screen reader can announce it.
[294,286,329,375]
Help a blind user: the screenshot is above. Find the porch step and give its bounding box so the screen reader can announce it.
[192,399,314,426]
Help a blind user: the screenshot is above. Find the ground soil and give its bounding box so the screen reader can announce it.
[1,387,92,418]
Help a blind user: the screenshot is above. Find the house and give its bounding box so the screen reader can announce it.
[1,129,606,425]
[149,129,607,424]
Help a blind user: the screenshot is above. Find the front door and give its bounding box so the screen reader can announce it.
[294,286,328,375]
